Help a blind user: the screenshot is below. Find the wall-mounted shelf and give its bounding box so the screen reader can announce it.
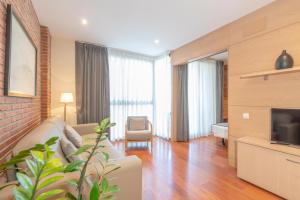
[240,66,300,79]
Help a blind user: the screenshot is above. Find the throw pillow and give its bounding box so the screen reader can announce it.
[128,116,148,131]
[64,125,83,148]
[60,137,81,162]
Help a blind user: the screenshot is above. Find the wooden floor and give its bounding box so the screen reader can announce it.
[113,136,283,200]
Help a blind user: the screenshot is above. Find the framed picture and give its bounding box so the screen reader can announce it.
[4,4,37,97]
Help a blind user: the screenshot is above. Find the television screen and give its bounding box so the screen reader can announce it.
[271,108,300,146]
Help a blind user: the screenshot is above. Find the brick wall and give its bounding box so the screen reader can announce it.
[0,0,42,160]
[40,26,51,120]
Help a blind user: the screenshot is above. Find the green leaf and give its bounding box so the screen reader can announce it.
[106,185,119,194]
[0,158,25,170]
[36,189,64,200]
[103,195,115,200]
[26,160,38,177]
[102,152,109,162]
[65,192,77,200]
[95,118,115,134]
[66,179,78,188]
[16,172,33,190]
[13,187,30,200]
[44,158,63,170]
[41,166,65,178]
[37,176,64,190]
[31,151,44,163]
[101,177,109,192]
[45,137,59,146]
[89,182,100,200]
[64,160,85,173]
[0,137,59,170]
[73,145,94,156]
[45,145,55,160]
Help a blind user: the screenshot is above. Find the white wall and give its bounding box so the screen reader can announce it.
[51,37,77,125]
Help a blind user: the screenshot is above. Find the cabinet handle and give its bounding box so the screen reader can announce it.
[286,158,300,164]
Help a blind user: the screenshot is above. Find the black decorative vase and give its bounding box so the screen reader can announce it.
[275,50,294,70]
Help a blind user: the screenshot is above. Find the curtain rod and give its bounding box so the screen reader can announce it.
[77,40,170,59]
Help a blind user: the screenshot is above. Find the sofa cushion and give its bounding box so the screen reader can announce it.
[126,130,152,140]
[60,136,82,162]
[127,116,148,131]
[65,125,83,148]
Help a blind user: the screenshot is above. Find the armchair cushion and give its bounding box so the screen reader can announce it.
[65,125,83,148]
[126,130,152,140]
[127,116,148,131]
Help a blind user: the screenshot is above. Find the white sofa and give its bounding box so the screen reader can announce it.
[0,117,142,200]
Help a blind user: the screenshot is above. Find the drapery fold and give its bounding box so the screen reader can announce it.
[75,42,110,125]
[154,55,172,139]
[175,64,189,142]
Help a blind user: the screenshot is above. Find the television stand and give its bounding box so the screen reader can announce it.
[237,136,300,200]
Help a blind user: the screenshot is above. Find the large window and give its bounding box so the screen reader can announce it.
[109,49,171,141]
[109,49,154,141]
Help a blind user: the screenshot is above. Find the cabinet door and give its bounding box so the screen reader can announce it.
[237,143,277,193]
[286,155,300,200]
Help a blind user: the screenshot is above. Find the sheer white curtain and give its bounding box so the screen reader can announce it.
[154,55,171,139]
[109,49,154,141]
[188,59,217,139]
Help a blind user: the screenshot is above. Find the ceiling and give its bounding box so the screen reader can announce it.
[32,0,273,56]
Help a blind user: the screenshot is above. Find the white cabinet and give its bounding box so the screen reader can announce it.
[286,155,300,200]
[237,137,300,200]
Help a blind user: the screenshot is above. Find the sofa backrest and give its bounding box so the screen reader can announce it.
[12,116,68,163]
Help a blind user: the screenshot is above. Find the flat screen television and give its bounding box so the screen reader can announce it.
[271,108,300,146]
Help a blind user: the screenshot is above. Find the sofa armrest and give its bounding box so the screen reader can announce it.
[108,155,142,200]
[72,123,98,136]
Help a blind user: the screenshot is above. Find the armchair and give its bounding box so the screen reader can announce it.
[125,116,153,151]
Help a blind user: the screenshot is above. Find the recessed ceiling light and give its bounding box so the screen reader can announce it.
[81,18,88,25]
[154,39,160,44]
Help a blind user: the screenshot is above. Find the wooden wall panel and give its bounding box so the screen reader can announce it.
[228,106,270,139]
[171,0,300,167]
[171,0,300,66]
[229,23,300,77]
